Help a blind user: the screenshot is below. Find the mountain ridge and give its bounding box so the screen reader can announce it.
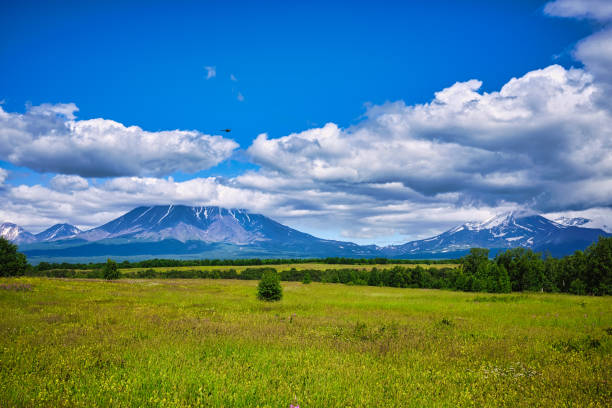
[2,206,609,261]
[382,211,607,257]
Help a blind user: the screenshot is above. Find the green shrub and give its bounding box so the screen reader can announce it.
[257,270,282,301]
[103,259,120,280]
[302,271,311,284]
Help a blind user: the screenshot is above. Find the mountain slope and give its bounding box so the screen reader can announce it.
[35,224,82,242]
[77,205,343,246]
[0,223,37,244]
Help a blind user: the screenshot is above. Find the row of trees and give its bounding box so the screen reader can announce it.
[33,256,460,271]
[458,236,611,295]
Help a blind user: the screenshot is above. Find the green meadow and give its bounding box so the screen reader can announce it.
[121,262,457,274]
[0,277,610,407]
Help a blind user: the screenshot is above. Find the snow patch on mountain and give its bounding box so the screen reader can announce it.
[0,223,37,244]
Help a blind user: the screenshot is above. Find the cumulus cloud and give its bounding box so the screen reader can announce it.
[246,65,612,213]
[204,66,216,79]
[0,171,514,243]
[0,103,239,177]
[546,0,612,90]
[49,175,89,191]
[574,27,612,84]
[0,176,278,233]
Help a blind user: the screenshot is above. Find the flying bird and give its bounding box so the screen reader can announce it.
[219,129,231,133]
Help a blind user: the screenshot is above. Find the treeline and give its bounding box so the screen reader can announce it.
[457,236,612,295]
[33,256,460,271]
[4,237,610,295]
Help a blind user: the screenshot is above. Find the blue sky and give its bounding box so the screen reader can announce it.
[0,0,592,147]
[1,0,611,244]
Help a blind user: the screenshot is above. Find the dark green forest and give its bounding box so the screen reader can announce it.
[31,256,460,271]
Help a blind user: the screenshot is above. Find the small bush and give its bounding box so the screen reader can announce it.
[257,270,282,301]
[103,259,120,280]
[302,271,311,284]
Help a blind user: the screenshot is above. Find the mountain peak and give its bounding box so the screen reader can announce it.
[77,205,293,244]
[390,210,609,257]
[465,210,541,231]
[35,223,82,242]
[0,222,37,244]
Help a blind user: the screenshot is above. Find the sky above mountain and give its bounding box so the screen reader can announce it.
[1,0,611,245]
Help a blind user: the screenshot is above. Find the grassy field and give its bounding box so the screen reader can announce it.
[117,262,459,274]
[0,278,610,407]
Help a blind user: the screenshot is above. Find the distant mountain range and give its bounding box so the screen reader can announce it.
[0,222,81,244]
[380,211,608,258]
[2,205,609,262]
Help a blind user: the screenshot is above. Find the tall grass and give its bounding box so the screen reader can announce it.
[0,277,610,407]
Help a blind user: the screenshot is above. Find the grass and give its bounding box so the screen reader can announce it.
[0,277,610,407]
[116,262,459,274]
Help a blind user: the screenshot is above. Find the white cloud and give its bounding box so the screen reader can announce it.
[545,207,612,233]
[246,65,612,213]
[50,175,89,191]
[0,176,278,233]
[230,74,238,82]
[544,0,612,21]
[0,103,239,177]
[546,0,612,91]
[237,92,244,102]
[574,27,612,84]
[204,66,216,79]
[0,172,522,243]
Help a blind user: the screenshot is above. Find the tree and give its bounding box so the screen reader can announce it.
[541,253,559,292]
[367,267,381,286]
[462,248,490,276]
[103,258,120,280]
[257,270,282,301]
[0,237,28,277]
[585,236,612,295]
[302,271,312,284]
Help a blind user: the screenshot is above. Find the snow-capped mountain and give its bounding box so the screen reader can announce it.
[78,205,336,245]
[384,211,609,257]
[19,205,371,260]
[6,207,610,261]
[35,224,82,242]
[0,222,37,244]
